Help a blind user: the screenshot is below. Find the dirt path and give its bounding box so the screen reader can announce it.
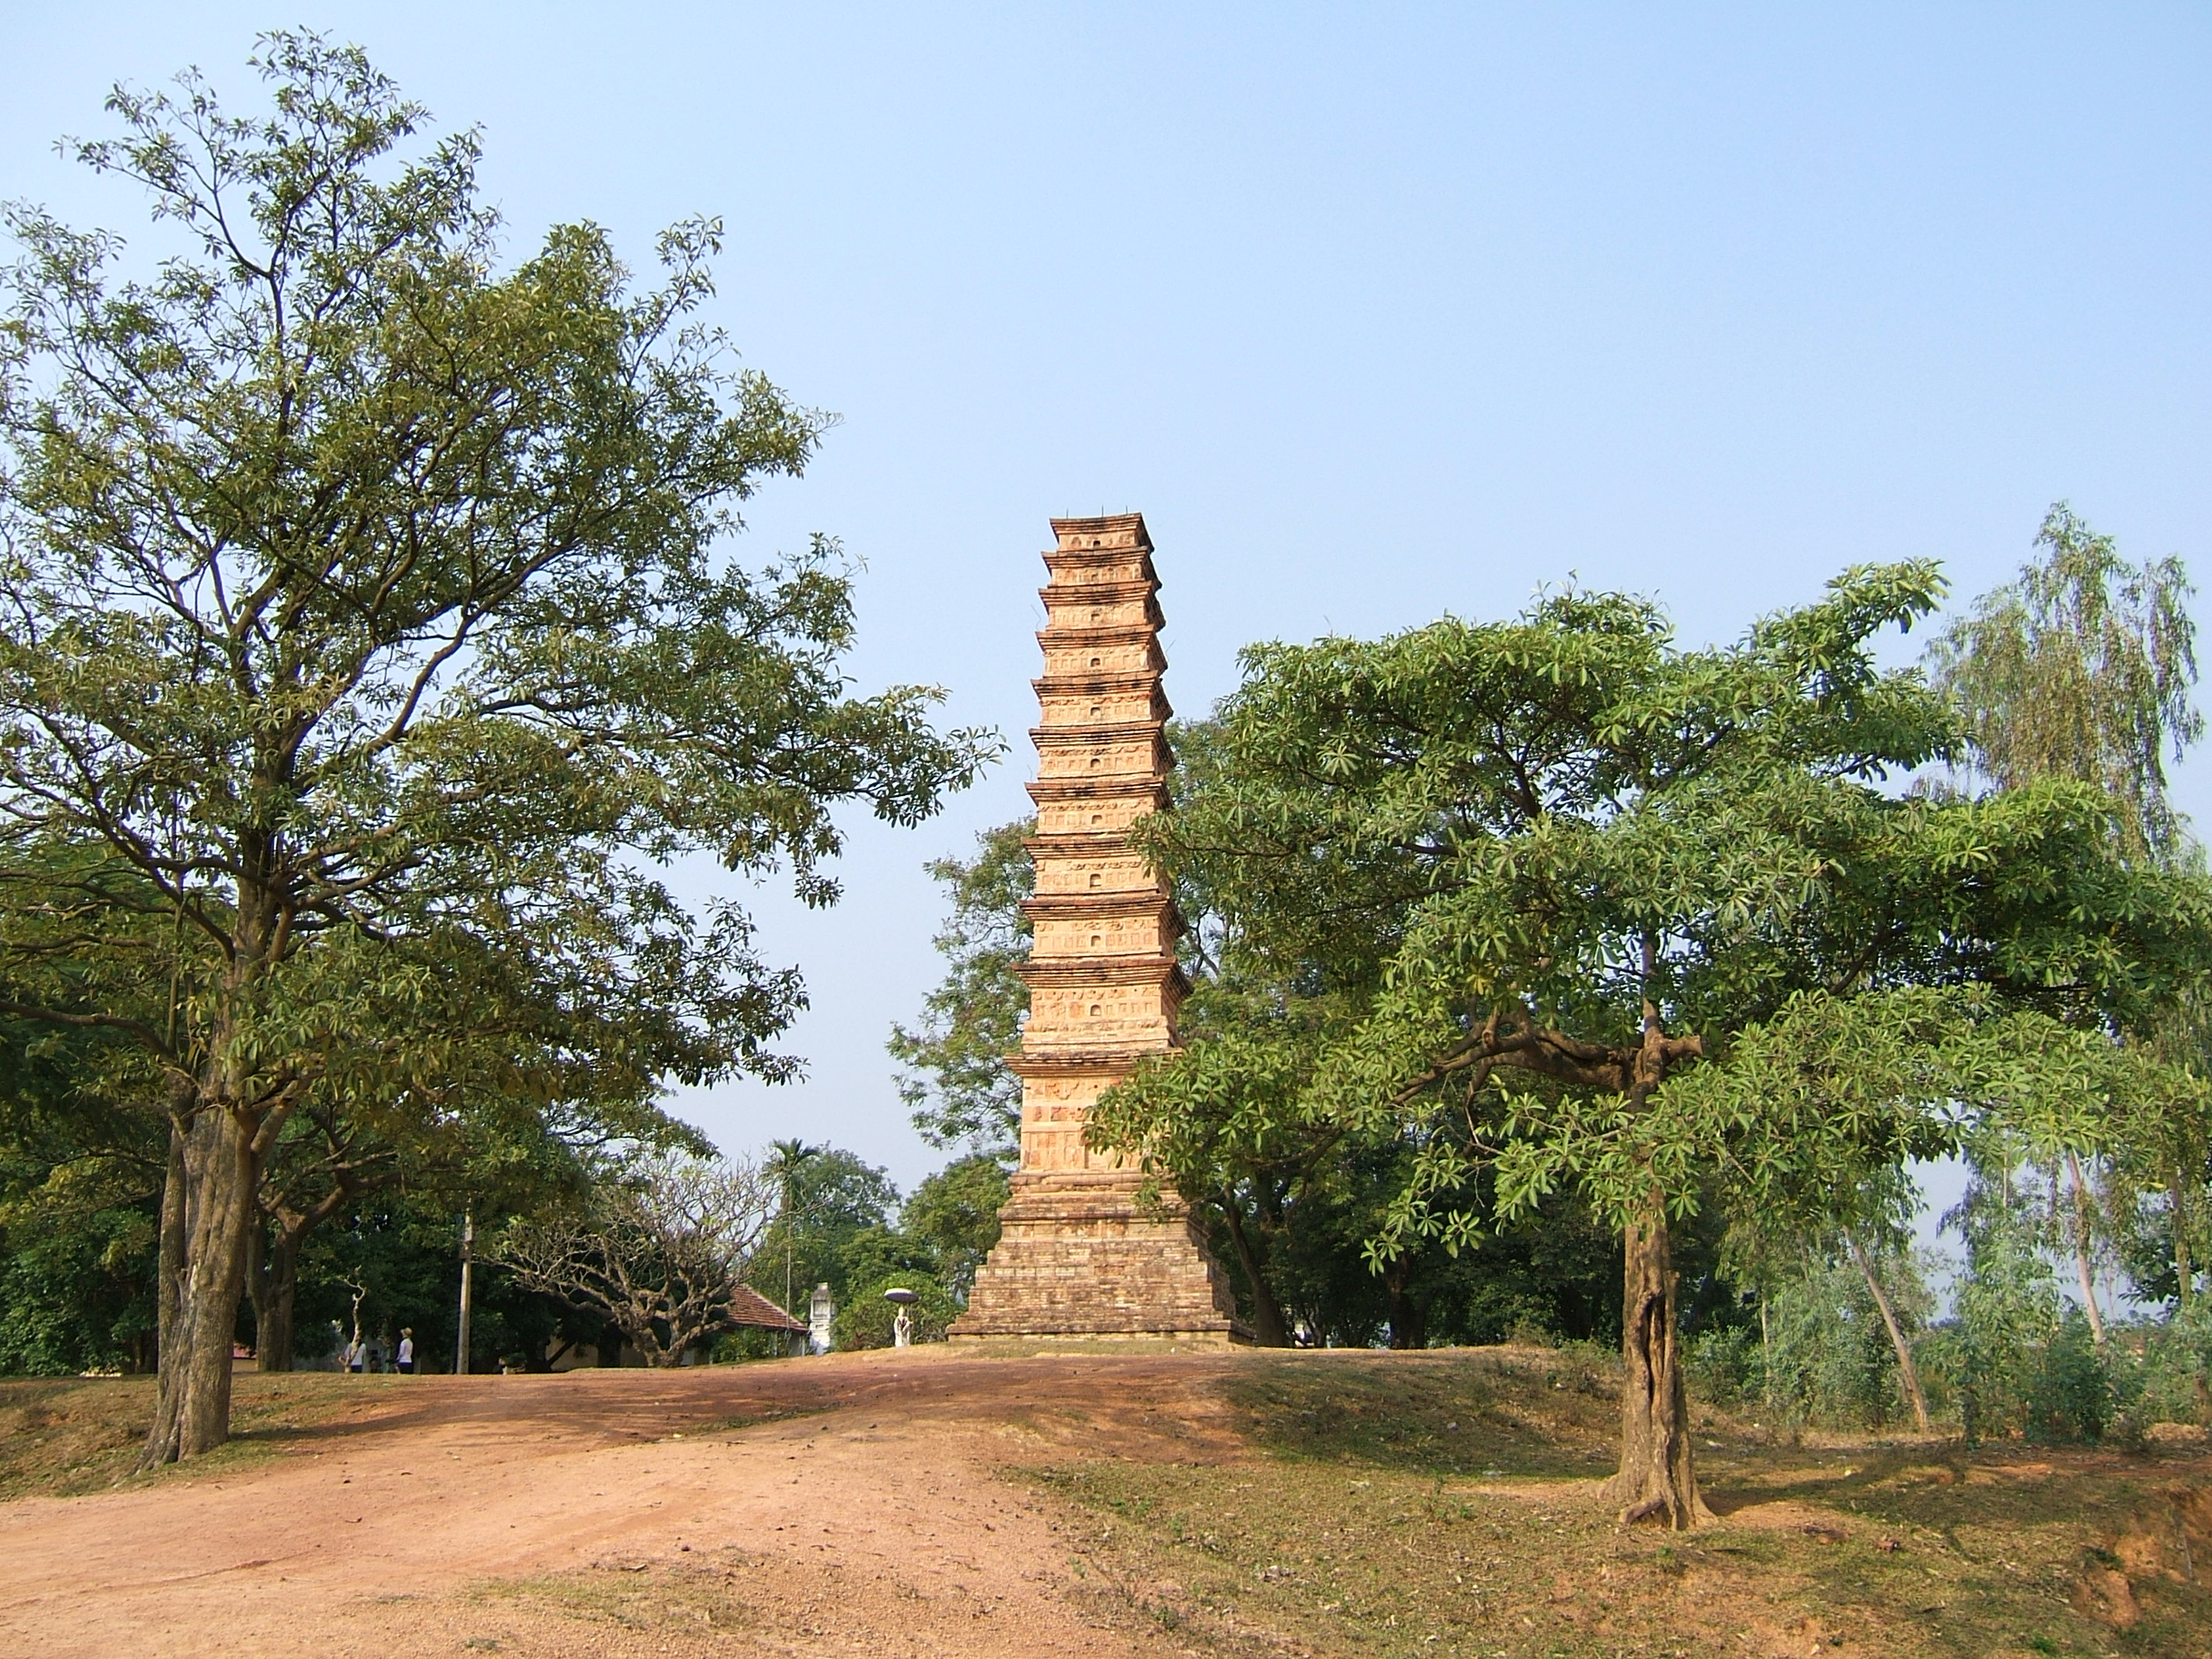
[0,1348,1251,1658]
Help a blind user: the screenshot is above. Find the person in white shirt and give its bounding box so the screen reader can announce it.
[396,1329,415,1374]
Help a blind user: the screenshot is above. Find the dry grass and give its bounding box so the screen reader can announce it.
[468,1553,766,1637]
[1022,1347,2212,1659]
[8,1349,2207,1657]
[0,1370,381,1499]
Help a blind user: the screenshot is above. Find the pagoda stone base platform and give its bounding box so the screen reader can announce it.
[949,1171,1248,1344]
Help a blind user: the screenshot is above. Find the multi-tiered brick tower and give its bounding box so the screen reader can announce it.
[949,514,1247,1343]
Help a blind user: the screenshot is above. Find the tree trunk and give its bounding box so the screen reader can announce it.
[1848,1232,1930,1435]
[2067,1152,2106,1347]
[625,1316,684,1367]
[244,1219,266,1360]
[255,1228,303,1372]
[1758,1296,1772,1417]
[1384,1258,1428,1350]
[1219,1202,1291,1347]
[2173,1170,2196,1316]
[1604,1204,1712,1529]
[2185,1174,2212,1427]
[148,1118,188,1400]
[137,1104,259,1468]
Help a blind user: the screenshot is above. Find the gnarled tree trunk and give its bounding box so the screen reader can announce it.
[137,1101,259,1468]
[252,1182,355,1372]
[151,1118,188,1380]
[1604,1203,1713,1529]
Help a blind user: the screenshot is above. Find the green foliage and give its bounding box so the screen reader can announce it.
[889,820,1034,1154]
[0,1198,156,1375]
[2026,1308,2116,1444]
[832,1271,958,1350]
[0,32,993,1103]
[2134,1299,2212,1424]
[898,1153,1007,1299]
[893,795,1640,1350]
[753,1146,901,1316]
[2113,994,2212,1324]
[0,1000,165,1374]
[291,1198,576,1372]
[736,1148,1007,1347]
[1929,503,2200,858]
[1755,1250,1932,1430]
[1942,1157,2062,1445]
[0,35,993,1445]
[832,1221,937,1292]
[1682,1323,1758,1407]
[1098,564,2210,1295]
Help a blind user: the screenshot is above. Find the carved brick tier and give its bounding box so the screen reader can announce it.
[951,513,1247,1343]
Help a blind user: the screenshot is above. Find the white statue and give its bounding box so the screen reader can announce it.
[884,1285,919,1349]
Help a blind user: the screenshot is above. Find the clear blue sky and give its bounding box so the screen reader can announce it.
[7,7,2209,1195]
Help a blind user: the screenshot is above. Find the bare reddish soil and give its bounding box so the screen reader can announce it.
[0,1347,1244,1658]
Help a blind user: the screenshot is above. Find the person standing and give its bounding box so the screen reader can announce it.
[345,1336,365,1374]
[396,1329,415,1375]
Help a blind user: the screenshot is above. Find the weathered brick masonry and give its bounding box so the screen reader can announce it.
[949,515,1247,1343]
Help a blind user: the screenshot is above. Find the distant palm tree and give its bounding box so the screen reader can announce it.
[766,1139,827,1316]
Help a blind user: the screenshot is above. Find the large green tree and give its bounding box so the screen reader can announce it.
[0,37,993,1462]
[1929,504,2206,1342]
[751,1144,902,1315]
[1094,568,2210,1525]
[246,1055,679,1369]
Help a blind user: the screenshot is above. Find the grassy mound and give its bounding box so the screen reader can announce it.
[1028,1347,2212,1659]
[0,1372,380,1499]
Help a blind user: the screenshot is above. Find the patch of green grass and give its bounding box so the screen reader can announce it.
[470,1558,761,1636]
[0,1371,370,1499]
[1014,1348,2210,1659]
[0,1376,155,1497]
[688,1403,834,1436]
[1226,1347,1621,1480]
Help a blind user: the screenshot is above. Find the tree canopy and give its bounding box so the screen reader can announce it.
[1091,562,2212,1524]
[1929,503,2200,859]
[889,819,1033,1156]
[0,33,993,1461]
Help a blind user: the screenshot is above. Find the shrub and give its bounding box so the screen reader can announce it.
[1686,1325,1756,1407]
[1759,1257,1911,1429]
[833,1271,957,1349]
[1946,1186,2060,1445]
[2026,1309,2113,1442]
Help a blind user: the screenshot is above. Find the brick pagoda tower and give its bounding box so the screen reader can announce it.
[949,514,1246,1344]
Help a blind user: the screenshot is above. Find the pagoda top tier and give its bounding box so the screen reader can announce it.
[1045,513,1160,587]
